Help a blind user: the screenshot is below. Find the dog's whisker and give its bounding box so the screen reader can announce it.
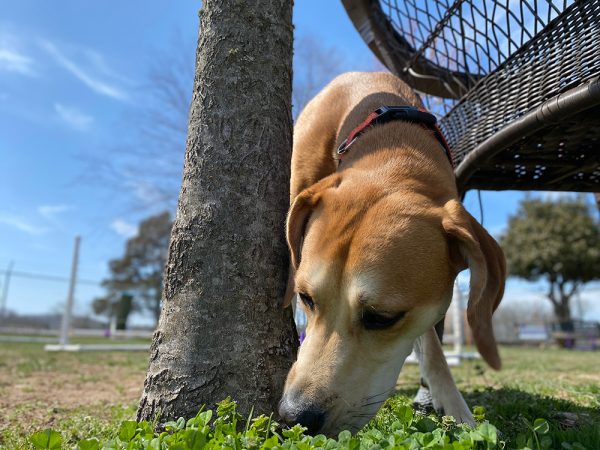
[363,392,387,402]
[360,390,394,407]
[340,396,352,408]
[350,408,381,418]
[365,387,394,400]
[360,400,385,408]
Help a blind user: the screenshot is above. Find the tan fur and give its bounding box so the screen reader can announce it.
[280,72,506,434]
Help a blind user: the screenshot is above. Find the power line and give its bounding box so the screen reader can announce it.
[0,270,100,286]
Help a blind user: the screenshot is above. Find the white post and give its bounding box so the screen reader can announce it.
[109,315,117,337]
[0,260,14,318]
[452,280,464,355]
[59,236,81,346]
[575,291,584,320]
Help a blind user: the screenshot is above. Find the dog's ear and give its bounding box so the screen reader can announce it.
[286,175,341,271]
[442,200,506,370]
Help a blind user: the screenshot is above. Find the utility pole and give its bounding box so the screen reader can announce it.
[59,236,81,346]
[0,261,14,318]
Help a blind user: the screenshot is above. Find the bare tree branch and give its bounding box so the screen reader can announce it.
[292,35,345,118]
[80,34,347,215]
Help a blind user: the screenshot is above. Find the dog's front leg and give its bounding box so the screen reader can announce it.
[413,327,475,426]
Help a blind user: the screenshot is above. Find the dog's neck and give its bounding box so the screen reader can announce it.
[335,121,456,196]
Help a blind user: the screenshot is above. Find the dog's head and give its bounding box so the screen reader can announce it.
[279,174,505,435]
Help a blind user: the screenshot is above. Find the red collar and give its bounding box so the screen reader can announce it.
[337,106,454,167]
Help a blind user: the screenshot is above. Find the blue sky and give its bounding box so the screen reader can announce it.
[0,1,598,324]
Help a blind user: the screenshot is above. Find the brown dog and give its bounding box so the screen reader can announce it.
[278,72,506,435]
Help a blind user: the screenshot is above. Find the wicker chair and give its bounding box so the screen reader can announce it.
[342,0,600,194]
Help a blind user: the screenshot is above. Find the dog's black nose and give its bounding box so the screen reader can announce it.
[295,409,326,435]
[279,398,326,435]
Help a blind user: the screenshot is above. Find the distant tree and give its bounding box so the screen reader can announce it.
[93,293,135,330]
[292,35,344,118]
[95,212,172,324]
[500,197,600,327]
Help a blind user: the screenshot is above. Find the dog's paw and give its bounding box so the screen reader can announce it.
[432,392,475,427]
[412,385,435,414]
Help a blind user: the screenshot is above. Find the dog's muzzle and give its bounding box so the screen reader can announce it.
[278,391,327,435]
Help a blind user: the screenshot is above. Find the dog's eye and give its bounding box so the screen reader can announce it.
[298,292,315,311]
[362,310,405,330]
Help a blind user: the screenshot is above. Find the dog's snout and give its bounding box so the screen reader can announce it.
[296,409,326,435]
[279,396,326,435]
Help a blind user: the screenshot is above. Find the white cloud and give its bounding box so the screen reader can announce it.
[0,31,34,76]
[0,31,35,76]
[537,191,576,202]
[0,48,34,75]
[126,180,165,206]
[83,47,131,84]
[38,204,71,218]
[0,213,47,235]
[37,204,72,230]
[499,280,600,322]
[111,218,137,238]
[55,103,94,130]
[577,288,600,322]
[40,40,127,101]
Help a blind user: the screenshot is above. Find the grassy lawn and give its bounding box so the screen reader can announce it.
[0,342,598,449]
[397,346,600,448]
[0,340,148,449]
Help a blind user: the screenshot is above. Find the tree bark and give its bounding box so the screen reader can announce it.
[553,300,572,326]
[548,280,575,327]
[137,0,298,423]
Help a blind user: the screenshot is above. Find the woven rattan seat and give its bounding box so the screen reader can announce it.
[343,0,600,193]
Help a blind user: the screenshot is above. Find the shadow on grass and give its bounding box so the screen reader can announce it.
[394,386,600,449]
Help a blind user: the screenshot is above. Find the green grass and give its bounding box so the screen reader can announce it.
[0,340,149,375]
[0,343,598,449]
[0,341,148,449]
[2,404,137,450]
[396,346,600,449]
[0,334,152,345]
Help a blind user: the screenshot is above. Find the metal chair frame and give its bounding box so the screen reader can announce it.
[343,0,600,194]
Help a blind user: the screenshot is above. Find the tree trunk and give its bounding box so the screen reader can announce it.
[116,294,133,330]
[552,295,574,348]
[548,280,575,329]
[137,0,298,424]
[553,299,573,329]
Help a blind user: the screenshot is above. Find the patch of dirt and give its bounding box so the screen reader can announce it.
[0,357,144,433]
